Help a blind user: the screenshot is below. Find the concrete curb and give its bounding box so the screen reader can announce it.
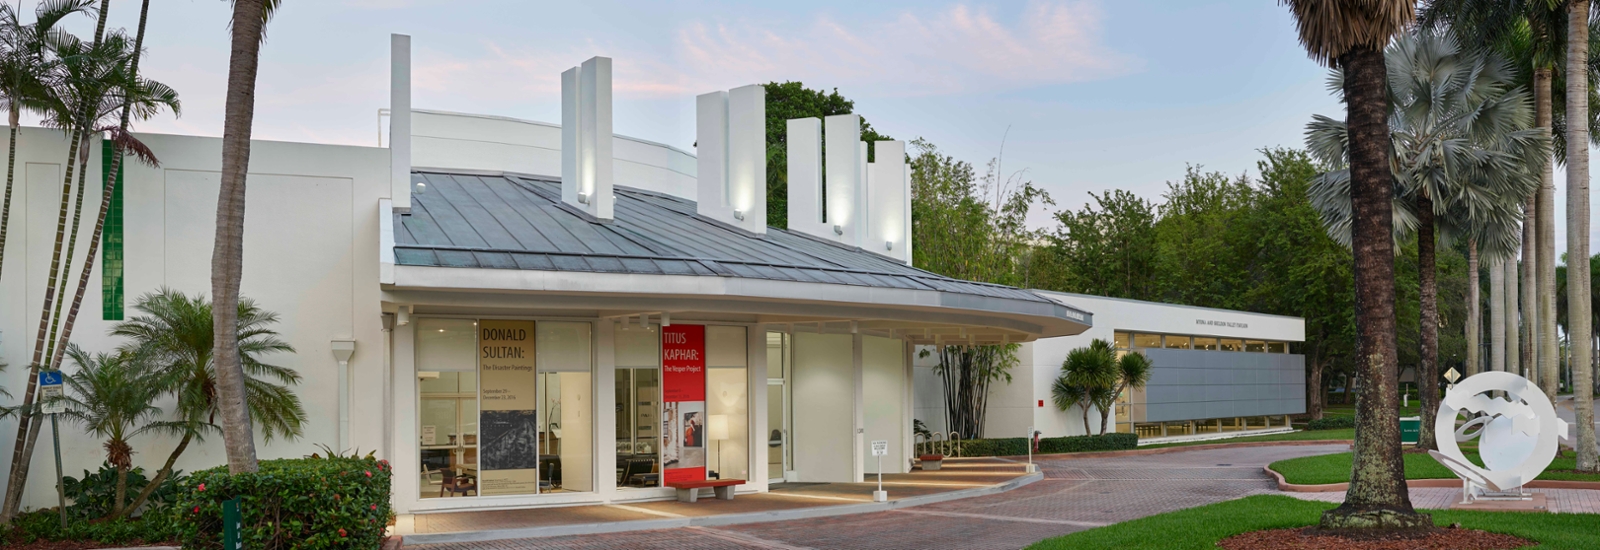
[1264,465,1600,493]
[999,439,1353,462]
[401,472,1044,546]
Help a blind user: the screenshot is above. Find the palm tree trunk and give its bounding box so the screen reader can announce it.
[1320,44,1424,530]
[1491,257,1506,373]
[1,1,113,521]
[1309,353,1324,420]
[1523,192,1538,382]
[1568,0,1598,473]
[1467,239,1480,376]
[1536,67,1560,401]
[49,0,151,390]
[1506,251,1520,377]
[213,0,269,474]
[44,136,93,367]
[112,464,127,517]
[0,105,20,282]
[1417,198,1439,451]
[116,429,190,520]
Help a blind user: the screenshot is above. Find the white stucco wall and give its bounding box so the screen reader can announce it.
[0,126,390,510]
[409,110,696,199]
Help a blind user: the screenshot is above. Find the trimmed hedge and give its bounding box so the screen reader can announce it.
[174,457,393,549]
[3,509,177,546]
[1306,416,1355,431]
[949,433,1138,457]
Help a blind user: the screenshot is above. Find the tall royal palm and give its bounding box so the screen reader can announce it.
[1567,0,1598,473]
[0,0,93,283]
[1281,0,1431,530]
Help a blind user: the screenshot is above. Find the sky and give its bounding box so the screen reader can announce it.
[21,0,1600,251]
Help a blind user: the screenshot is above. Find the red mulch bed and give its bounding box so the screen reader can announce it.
[1218,527,1533,550]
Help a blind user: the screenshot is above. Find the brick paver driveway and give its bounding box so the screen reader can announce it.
[409,443,1346,550]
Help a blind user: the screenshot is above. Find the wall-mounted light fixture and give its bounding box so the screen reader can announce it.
[885,241,893,251]
[833,225,843,235]
[577,192,589,205]
[414,182,426,194]
[733,209,744,221]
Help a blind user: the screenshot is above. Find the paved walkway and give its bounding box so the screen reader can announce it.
[407,444,1346,549]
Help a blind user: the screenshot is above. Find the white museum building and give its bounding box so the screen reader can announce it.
[0,35,1301,516]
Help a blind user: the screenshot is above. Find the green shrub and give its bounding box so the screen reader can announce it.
[1306,416,1355,431]
[63,463,186,520]
[174,456,393,549]
[951,433,1138,457]
[2,508,178,546]
[1038,432,1137,453]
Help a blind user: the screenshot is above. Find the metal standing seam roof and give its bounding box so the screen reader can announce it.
[392,171,1070,308]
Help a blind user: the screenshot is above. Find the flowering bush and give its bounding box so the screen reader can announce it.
[174,456,393,549]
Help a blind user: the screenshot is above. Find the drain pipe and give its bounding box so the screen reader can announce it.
[332,340,357,452]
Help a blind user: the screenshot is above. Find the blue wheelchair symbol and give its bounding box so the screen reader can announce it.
[38,371,62,386]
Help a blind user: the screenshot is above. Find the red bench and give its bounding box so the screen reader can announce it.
[665,479,745,503]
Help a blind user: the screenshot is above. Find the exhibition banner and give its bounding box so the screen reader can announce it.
[661,324,707,483]
[478,320,540,495]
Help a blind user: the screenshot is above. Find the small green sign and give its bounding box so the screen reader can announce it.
[1400,416,1421,445]
[222,497,242,549]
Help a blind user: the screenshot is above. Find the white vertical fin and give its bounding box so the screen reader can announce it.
[390,34,412,212]
[824,114,861,246]
[786,117,824,234]
[696,91,728,216]
[561,57,614,221]
[867,140,908,263]
[726,84,766,234]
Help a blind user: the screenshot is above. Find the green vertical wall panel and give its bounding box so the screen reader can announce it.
[101,140,123,321]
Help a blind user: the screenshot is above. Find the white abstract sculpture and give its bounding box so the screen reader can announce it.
[1429,371,1569,503]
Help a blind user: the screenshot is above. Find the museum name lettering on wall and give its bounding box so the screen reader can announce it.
[1195,319,1248,329]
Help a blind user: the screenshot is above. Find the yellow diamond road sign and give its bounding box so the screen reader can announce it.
[1444,367,1461,384]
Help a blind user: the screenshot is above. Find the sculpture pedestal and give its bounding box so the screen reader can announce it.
[1449,493,1548,513]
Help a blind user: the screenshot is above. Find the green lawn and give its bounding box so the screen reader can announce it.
[1270,449,1600,485]
[1027,494,1600,550]
[1137,427,1354,450]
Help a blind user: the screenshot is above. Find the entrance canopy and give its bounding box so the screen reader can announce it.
[382,170,1091,342]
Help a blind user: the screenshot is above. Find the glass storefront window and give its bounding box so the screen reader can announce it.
[1219,338,1243,352]
[417,318,479,500]
[615,325,661,488]
[1132,333,1161,349]
[1245,340,1267,353]
[1113,331,1131,350]
[1267,341,1287,353]
[1193,337,1218,351]
[1163,336,1191,349]
[537,322,592,493]
[767,332,792,482]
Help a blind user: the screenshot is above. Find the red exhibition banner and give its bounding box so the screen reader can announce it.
[661,324,707,483]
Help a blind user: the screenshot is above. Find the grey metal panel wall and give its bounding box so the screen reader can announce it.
[1140,348,1305,423]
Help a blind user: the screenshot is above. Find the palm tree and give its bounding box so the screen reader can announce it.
[1281,0,1430,530]
[112,288,305,517]
[49,345,164,518]
[1092,351,1151,435]
[1056,339,1119,435]
[1567,0,1599,474]
[0,0,93,283]
[4,0,110,523]
[213,0,281,475]
[49,0,176,440]
[1308,31,1545,452]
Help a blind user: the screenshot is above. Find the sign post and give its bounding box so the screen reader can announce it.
[223,497,242,549]
[1026,425,1038,474]
[39,370,66,530]
[870,440,888,502]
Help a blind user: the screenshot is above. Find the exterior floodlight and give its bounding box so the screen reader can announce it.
[733,209,744,221]
[833,224,843,235]
[885,241,893,251]
[414,182,426,194]
[577,192,589,205]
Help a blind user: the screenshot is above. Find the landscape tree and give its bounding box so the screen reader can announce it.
[1305,31,1545,451]
[50,345,165,519]
[929,344,1018,440]
[112,288,305,517]
[1054,339,1118,435]
[212,0,280,474]
[759,81,891,228]
[1565,0,1598,474]
[1043,189,1158,301]
[1096,351,1151,435]
[1280,0,1430,530]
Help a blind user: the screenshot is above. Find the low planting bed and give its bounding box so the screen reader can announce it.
[953,433,1137,457]
[1027,494,1600,549]
[1269,449,1600,486]
[175,456,393,549]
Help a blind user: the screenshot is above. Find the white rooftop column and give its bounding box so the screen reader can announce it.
[697,85,766,234]
[562,56,613,221]
[786,118,824,235]
[390,33,411,212]
[867,140,909,263]
[824,114,862,247]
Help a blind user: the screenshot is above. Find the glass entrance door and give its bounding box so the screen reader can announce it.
[765,332,793,483]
